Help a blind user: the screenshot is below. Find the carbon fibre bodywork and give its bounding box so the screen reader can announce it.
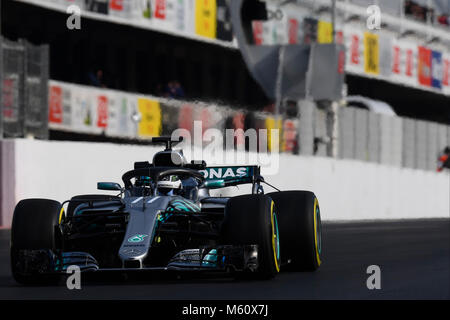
[53,193,258,273]
[13,138,267,277]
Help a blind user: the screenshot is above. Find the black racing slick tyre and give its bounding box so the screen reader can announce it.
[10,199,63,285]
[67,194,113,218]
[267,191,322,271]
[220,194,280,279]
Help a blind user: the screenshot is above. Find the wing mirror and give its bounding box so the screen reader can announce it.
[97,182,122,191]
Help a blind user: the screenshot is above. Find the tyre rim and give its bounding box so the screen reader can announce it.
[59,207,65,224]
[316,203,322,255]
[274,212,280,261]
[314,198,322,265]
[271,201,280,272]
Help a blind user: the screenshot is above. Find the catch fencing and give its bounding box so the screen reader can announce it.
[0,37,49,139]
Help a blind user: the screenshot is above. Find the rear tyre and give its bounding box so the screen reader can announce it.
[267,191,322,271]
[220,194,280,279]
[10,199,63,285]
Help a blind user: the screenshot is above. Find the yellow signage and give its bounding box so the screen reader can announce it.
[138,98,162,138]
[364,32,379,75]
[265,117,282,152]
[317,21,333,44]
[195,0,217,39]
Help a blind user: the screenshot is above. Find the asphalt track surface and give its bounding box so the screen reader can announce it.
[0,219,448,300]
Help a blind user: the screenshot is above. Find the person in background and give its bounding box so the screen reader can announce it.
[88,69,106,88]
[165,81,185,99]
[173,81,185,99]
[437,146,450,172]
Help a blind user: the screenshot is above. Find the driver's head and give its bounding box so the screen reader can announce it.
[157,175,182,196]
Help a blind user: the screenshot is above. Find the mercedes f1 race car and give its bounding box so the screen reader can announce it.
[11,137,322,284]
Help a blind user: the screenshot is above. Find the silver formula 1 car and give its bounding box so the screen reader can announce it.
[10,137,322,284]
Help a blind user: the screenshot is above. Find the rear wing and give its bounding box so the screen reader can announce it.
[199,166,260,188]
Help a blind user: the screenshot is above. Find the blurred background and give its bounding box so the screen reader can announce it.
[0,0,449,226]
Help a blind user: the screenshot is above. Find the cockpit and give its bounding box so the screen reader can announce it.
[122,148,206,201]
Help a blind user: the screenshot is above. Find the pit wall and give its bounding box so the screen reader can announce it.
[0,139,448,227]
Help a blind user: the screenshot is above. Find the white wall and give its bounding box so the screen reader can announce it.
[3,139,449,227]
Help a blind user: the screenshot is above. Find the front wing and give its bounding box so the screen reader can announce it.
[12,245,259,276]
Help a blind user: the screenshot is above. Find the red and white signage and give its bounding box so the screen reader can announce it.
[49,85,63,124]
[442,53,450,95]
[288,18,299,44]
[344,26,364,74]
[390,40,418,87]
[97,95,109,129]
[418,46,432,87]
[252,21,264,45]
[154,0,166,19]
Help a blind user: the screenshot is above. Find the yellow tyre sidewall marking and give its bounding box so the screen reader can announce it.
[313,198,321,266]
[59,207,65,225]
[270,201,280,272]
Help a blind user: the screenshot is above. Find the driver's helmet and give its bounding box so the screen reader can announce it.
[157,175,182,196]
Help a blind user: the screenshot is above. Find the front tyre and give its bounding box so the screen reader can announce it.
[10,199,63,285]
[220,194,280,279]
